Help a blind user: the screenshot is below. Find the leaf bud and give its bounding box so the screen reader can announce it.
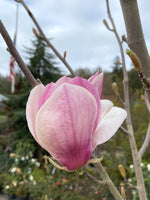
[112,82,119,96]
[103,19,110,30]
[126,49,142,72]
[64,51,67,59]
[118,164,126,179]
[32,28,39,38]
[121,186,126,199]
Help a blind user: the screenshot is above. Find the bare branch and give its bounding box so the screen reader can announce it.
[95,161,124,200]
[15,0,75,77]
[106,1,147,199]
[83,171,106,185]
[119,126,131,136]
[139,122,150,158]
[144,91,150,112]
[0,20,38,87]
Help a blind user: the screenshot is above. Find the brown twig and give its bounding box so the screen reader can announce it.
[119,126,131,136]
[15,0,75,77]
[83,171,106,185]
[0,20,38,86]
[105,1,147,199]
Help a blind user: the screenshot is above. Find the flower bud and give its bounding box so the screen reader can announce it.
[10,153,16,157]
[32,28,39,38]
[118,164,126,179]
[126,49,142,72]
[121,186,126,199]
[112,82,119,96]
[64,51,67,59]
[103,19,110,30]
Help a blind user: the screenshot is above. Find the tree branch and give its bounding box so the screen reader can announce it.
[139,122,150,158]
[119,126,131,136]
[96,161,124,200]
[83,171,106,185]
[105,1,147,199]
[0,20,38,87]
[15,0,75,77]
[119,0,150,79]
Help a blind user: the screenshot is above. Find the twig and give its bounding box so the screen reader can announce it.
[139,122,150,158]
[139,92,150,157]
[106,1,147,200]
[0,20,38,86]
[144,91,150,112]
[83,171,106,185]
[96,161,124,200]
[119,126,131,136]
[15,0,75,77]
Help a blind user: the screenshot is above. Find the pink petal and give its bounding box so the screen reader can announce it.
[38,82,57,109]
[89,72,104,97]
[56,76,72,86]
[35,83,97,170]
[92,106,127,150]
[68,76,101,131]
[26,84,45,144]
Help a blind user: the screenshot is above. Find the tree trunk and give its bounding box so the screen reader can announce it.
[120,0,150,79]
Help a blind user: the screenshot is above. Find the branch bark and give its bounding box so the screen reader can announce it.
[96,162,124,200]
[0,20,38,87]
[15,0,75,77]
[139,122,150,158]
[120,0,150,79]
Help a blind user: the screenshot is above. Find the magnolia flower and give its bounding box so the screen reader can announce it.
[26,72,127,170]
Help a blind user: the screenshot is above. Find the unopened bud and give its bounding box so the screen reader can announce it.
[118,164,126,179]
[126,49,142,72]
[10,153,16,158]
[112,82,119,96]
[64,51,67,59]
[121,186,126,199]
[103,19,110,30]
[45,195,48,200]
[32,28,39,38]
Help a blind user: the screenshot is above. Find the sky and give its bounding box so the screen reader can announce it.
[0,0,150,76]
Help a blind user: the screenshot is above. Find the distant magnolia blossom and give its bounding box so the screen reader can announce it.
[26,72,127,170]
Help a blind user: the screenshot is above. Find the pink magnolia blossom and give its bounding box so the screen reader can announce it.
[26,72,127,170]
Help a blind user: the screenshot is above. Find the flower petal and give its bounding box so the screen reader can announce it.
[26,84,45,143]
[35,83,97,170]
[89,72,104,97]
[92,107,127,150]
[100,99,113,120]
[68,76,101,131]
[38,82,57,109]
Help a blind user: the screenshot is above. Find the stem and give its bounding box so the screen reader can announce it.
[0,20,38,87]
[106,1,147,199]
[15,0,75,77]
[120,0,150,79]
[139,122,150,157]
[84,171,106,185]
[96,162,124,200]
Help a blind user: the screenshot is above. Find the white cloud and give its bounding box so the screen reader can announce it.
[0,0,150,76]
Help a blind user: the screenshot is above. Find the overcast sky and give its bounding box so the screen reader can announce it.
[0,0,150,76]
